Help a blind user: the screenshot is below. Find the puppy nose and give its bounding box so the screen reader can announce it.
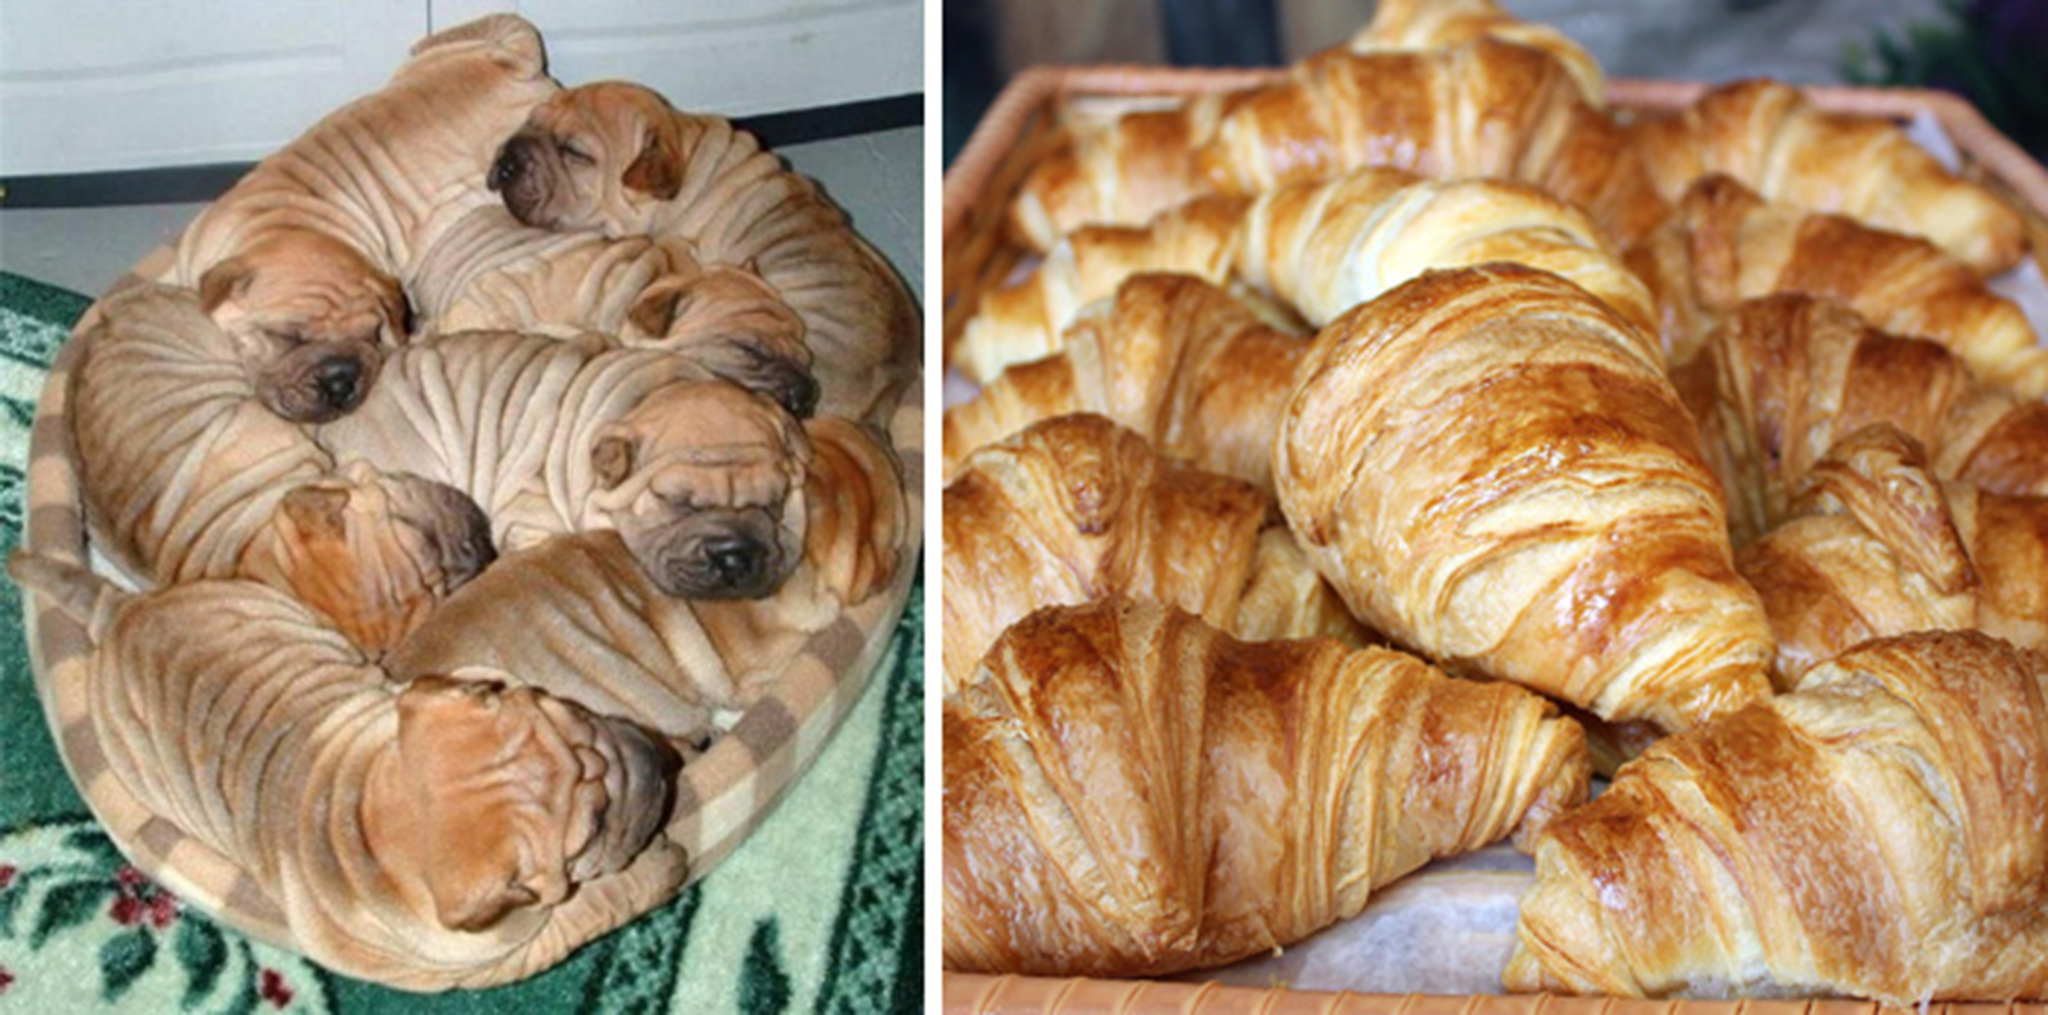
[489,137,534,192]
[700,535,760,584]
[779,371,820,419]
[314,357,363,410]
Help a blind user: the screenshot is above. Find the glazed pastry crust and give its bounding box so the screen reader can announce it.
[944,599,1591,978]
[1275,263,1771,732]
[1508,630,2048,1003]
[941,413,1361,691]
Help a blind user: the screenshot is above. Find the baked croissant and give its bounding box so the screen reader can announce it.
[1011,39,1662,255]
[944,274,1308,491]
[1679,294,2048,544]
[943,598,1591,978]
[1738,425,1980,683]
[1275,263,1772,732]
[1237,167,1657,340]
[1936,382,2048,498]
[1676,293,1976,543]
[1633,174,2046,389]
[1346,0,1603,105]
[969,167,1653,384]
[1631,80,2027,275]
[957,195,1251,382]
[941,412,1367,690]
[1507,630,2048,1002]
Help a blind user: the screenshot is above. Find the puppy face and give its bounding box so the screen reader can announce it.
[624,264,818,417]
[490,81,681,232]
[377,676,678,933]
[198,231,409,422]
[242,465,496,655]
[587,380,813,600]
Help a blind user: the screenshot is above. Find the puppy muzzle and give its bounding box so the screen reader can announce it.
[491,134,555,227]
[261,344,383,423]
[649,513,794,600]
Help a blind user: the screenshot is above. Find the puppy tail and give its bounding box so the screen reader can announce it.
[7,552,126,643]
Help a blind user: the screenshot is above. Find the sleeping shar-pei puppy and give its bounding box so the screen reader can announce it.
[488,81,919,423]
[318,329,812,600]
[7,554,684,991]
[387,415,910,738]
[171,14,559,420]
[409,205,817,414]
[73,283,495,654]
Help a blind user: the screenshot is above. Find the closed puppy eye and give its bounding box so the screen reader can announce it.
[558,142,595,166]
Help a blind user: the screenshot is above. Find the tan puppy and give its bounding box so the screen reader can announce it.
[489,81,919,423]
[410,205,817,413]
[73,284,493,654]
[318,329,814,599]
[9,555,683,990]
[386,415,909,732]
[171,15,559,420]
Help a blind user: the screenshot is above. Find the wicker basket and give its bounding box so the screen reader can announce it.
[939,66,2048,1012]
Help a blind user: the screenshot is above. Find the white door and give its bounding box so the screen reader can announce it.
[0,0,428,175]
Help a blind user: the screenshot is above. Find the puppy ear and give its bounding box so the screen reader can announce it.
[622,124,683,201]
[627,278,688,337]
[439,880,541,934]
[280,486,352,540]
[198,257,256,317]
[592,432,636,490]
[373,273,414,344]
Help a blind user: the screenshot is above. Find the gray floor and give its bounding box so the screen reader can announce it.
[0,126,924,306]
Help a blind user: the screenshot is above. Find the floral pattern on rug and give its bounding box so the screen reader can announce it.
[0,818,331,1013]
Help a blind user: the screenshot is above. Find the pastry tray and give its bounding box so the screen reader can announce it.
[17,243,924,954]
[939,66,2048,1011]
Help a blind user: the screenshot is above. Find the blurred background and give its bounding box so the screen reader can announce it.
[944,0,2048,165]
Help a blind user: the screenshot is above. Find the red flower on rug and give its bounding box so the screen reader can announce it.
[0,865,17,890]
[0,966,13,994]
[107,865,178,929]
[260,968,294,1008]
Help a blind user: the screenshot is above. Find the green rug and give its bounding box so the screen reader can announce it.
[0,272,924,1014]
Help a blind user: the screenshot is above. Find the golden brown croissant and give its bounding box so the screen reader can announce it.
[1011,39,1662,254]
[944,274,1308,491]
[941,412,1364,690]
[1009,89,1254,254]
[1631,80,2028,275]
[1738,425,1980,683]
[1633,174,2045,388]
[1508,629,2048,1002]
[957,195,1251,382]
[943,598,1591,978]
[1275,263,1773,732]
[1937,382,2048,497]
[1346,0,1603,104]
[1679,294,2048,543]
[1676,293,1977,542]
[1237,167,1657,340]
[967,166,1654,383]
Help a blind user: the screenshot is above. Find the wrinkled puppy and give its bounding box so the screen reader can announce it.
[490,81,918,423]
[73,283,494,654]
[318,329,813,600]
[387,415,910,734]
[8,555,683,991]
[410,205,817,414]
[171,15,559,420]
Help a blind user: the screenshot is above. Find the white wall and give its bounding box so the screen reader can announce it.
[0,0,922,176]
